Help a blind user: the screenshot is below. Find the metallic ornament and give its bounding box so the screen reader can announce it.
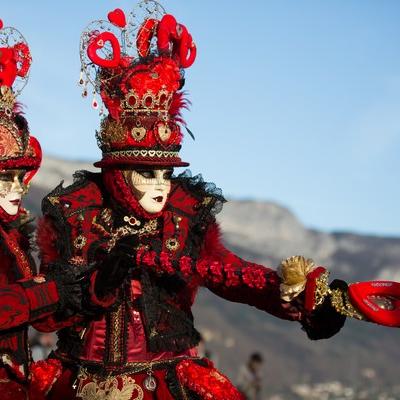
[157,123,172,142]
[143,373,157,392]
[369,295,395,311]
[131,126,147,142]
[74,234,87,249]
[165,237,180,252]
[124,215,141,227]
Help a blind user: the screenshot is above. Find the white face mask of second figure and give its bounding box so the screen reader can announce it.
[123,168,173,214]
[0,169,25,216]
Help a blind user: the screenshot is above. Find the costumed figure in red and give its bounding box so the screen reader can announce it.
[0,18,91,400]
[34,2,400,399]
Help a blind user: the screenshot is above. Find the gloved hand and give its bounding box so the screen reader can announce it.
[278,256,347,339]
[46,262,92,317]
[301,279,347,340]
[94,234,139,300]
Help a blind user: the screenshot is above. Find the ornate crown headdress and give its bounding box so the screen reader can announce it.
[79,0,197,168]
[0,18,41,181]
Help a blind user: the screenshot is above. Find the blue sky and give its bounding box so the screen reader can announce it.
[2,1,400,236]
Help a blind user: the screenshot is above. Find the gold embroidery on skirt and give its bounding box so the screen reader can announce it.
[76,372,144,400]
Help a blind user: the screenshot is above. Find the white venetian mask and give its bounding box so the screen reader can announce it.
[123,168,173,214]
[0,169,26,216]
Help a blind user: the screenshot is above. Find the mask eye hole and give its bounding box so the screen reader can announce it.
[163,170,173,180]
[137,170,155,179]
[0,173,14,182]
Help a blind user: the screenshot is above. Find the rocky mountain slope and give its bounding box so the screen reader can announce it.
[25,157,400,397]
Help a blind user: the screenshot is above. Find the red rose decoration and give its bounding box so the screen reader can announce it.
[142,250,157,268]
[224,264,241,287]
[159,251,175,274]
[196,260,209,278]
[242,265,267,290]
[179,256,193,279]
[209,261,224,284]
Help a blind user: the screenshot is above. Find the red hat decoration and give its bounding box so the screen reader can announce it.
[0,19,41,178]
[79,1,197,168]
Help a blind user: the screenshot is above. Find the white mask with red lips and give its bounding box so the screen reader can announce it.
[123,169,173,214]
[0,170,25,216]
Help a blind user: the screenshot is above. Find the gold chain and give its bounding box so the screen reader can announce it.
[330,289,365,320]
[107,219,158,251]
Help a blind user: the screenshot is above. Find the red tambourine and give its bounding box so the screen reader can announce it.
[348,281,400,327]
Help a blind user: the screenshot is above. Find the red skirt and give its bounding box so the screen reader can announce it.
[46,358,245,400]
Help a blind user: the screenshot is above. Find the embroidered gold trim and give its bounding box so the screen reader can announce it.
[0,86,16,114]
[104,149,179,160]
[76,372,144,400]
[108,304,124,364]
[99,119,126,150]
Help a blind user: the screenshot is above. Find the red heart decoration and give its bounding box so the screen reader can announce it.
[0,20,4,30]
[349,281,400,327]
[137,18,158,58]
[87,32,121,69]
[107,8,126,29]
[0,47,18,87]
[14,42,32,78]
[177,25,197,68]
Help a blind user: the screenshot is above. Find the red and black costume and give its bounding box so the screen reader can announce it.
[35,2,400,399]
[0,19,89,400]
[34,5,346,400]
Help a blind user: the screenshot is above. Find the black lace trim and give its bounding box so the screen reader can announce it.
[165,366,202,400]
[140,268,201,353]
[173,170,226,218]
[170,170,226,259]
[56,326,86,359]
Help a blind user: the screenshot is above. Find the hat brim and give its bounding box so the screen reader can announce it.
[0,157,41,171]
[94,158,190,168]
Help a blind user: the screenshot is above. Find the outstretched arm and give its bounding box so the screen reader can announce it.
[138,221,346,338]
[196,223,304,320]
[196,222,346,338]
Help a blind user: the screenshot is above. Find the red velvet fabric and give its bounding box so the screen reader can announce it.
[80,279,197,363]
[0,369,30,400]
[46,358,242,400]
